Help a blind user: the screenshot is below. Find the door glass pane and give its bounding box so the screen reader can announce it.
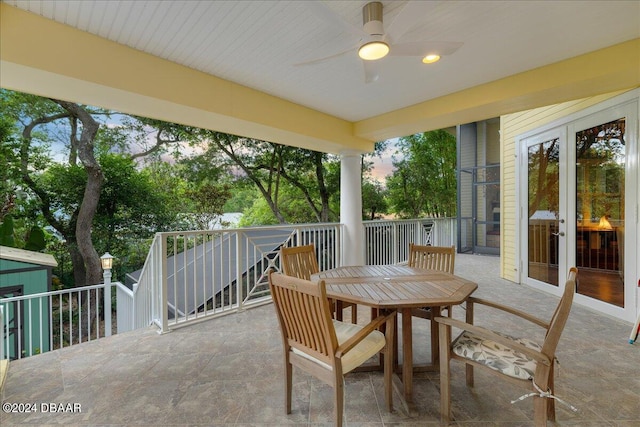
[527,138,560,285]
[575,118,625,307]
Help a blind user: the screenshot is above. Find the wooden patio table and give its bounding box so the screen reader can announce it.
[312,264,477,413]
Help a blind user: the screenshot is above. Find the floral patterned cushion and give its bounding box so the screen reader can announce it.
[452,330,542,380]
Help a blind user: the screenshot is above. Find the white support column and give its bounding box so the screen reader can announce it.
[340,151,365,266]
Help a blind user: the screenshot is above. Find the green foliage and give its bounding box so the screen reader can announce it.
[223,181,259,213]
[0,215,16,247]
[182,129,341,224]
[183,182,232,230]
[238,198,279,226]
[24,226,46,251]
[0,115,19,219]
[386,130,457,218]
[92,154,185,273]
[0,215,47,251]
[362,180,388,220]
[238,182,323,226]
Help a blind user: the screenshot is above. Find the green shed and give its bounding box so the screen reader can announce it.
[0,246,57,359]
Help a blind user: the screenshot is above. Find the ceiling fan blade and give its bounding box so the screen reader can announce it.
[389,40,463,57]
[294,46,357,67]
[293,1,366,67]
[306,0,365,39]
[385,0,438,42]
[363,60,380,84]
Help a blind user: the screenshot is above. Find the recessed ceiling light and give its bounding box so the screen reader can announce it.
[422,54,441,64]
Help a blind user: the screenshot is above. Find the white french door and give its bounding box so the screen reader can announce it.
[520,127,567,296]
[519,96,638,322]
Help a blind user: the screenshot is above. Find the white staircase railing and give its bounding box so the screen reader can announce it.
[123,223,343,333]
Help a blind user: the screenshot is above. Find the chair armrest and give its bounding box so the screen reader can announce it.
[435,316,552,366]
[336,311,396,358]
[467,297,549,329]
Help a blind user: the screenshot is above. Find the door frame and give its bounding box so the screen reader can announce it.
[0,285,24,360]
[518,126,567,297]
[515,89,639,322]
[568,101,638,320]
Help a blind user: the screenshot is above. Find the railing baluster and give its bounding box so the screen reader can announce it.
[0,305,4,360]
[49,295,53,350]
[236,232,243,310]
[39,297,43,354]
[16,300,22,358]
[27,299,32,357]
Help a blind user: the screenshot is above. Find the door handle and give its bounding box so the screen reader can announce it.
[552,232,565,237]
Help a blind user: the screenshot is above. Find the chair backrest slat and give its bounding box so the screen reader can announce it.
[408,244,456,274]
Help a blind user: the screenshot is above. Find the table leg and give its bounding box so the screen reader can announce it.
[430,306,442,366]
[401,307,413,402]
[335,299,343,321]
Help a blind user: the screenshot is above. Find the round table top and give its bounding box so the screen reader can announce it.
[312,264,478,309]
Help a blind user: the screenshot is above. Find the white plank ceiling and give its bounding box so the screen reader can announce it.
[4,0,640,121]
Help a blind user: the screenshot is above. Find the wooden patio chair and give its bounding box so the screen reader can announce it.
[268,272,395,427]
[436,267,578,426]
[407,243,456,363]
[280,244,357,323]
[408,243,456,273]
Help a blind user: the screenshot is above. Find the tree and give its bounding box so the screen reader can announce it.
[386,130,457,218]
[181,129,341,224]
[1,90,188,286]
[92,154,183,264]
[0,91,104,287]
[223,181,259,214]
[183,183,232,230]
[362,180,388,220]
[0,114,19,219]
[360,140,389,220]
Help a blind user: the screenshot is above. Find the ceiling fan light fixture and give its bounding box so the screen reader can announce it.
[359,40,389,61]
[422,54,441,64]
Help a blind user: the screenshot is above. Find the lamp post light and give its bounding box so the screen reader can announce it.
[101,252,114,337]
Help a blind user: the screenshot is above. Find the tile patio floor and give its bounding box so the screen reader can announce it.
[1,254,638,426]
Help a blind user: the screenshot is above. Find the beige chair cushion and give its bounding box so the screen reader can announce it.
[452,330,542,380]
[293,320,386,374]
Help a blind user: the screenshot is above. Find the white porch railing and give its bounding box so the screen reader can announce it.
[0,283,116,360]
[119,218,456,334]
[362,218,455,264]
[0,218,457,358]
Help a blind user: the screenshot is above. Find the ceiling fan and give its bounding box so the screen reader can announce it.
[297,1,463,83]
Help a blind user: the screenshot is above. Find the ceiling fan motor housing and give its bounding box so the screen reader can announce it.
[363,1,384,36]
